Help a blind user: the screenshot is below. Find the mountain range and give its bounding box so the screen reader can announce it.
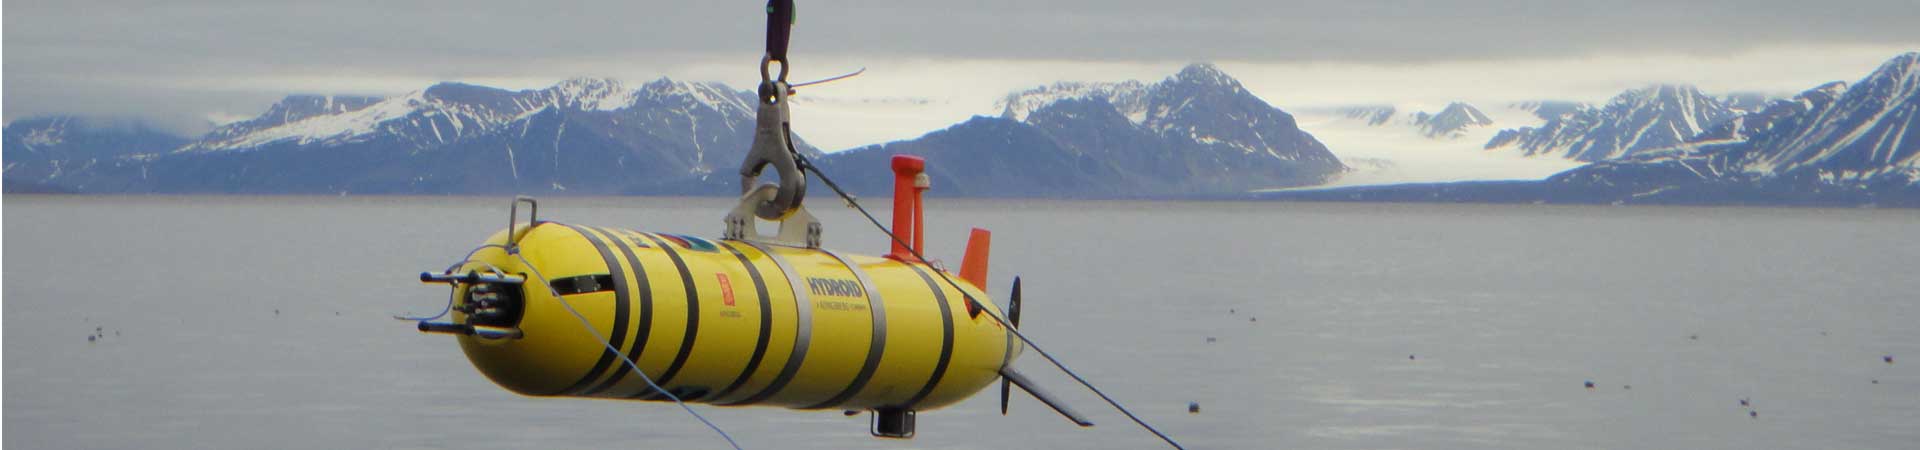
[812,63,1345,197]
[3,63,1343,197]
[6,53,1917,205]
[1339,102,1496,139]
[1546,53,1919,200]
[5,77,822,194]
[1271,52,1920,206]
[1485,84,1735,161]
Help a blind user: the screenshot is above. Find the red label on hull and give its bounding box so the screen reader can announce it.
[717,273,736,306]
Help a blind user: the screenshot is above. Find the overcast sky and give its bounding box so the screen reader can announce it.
[6,0,1918,147]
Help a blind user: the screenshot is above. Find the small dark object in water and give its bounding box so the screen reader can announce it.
[1872,379,1880,384]
[115,331,120,337]
[1205,337,1216,343]
[1749,411,1758,419]
[1409,355,1416,360]
[1739,398,1749,407]
[1249,317,1256,323]
[1886,355,1895,364]
[1584,381,1595,390]
[88,335,97,343]
[335,311,341,316]
[274,309,280,315]
[1623,385,1631,390]
[1820,330,1829,336]
[1689,334,1698,340]
[1229,309,1236,315]
[1187,402,1200,414]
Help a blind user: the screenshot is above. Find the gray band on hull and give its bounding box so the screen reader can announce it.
[720,241,814,406]
[628,233,702,400]
[801,248,888,410]
[899,263,956,409]
[707,242,775,402]
[581,227,655,397]
[553,225,633,396]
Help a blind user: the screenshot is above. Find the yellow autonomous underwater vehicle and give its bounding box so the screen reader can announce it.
[405,1,1125,441]
[412,157,1085,438]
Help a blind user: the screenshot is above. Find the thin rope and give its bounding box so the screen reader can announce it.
[422,244,744,450]
[393,287,458,321]
[507,251,744,450]
[796,156,1187,450]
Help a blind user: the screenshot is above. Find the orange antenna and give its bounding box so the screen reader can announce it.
[888,155,926,262]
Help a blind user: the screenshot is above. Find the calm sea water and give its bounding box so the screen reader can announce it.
[5,195,1917,450]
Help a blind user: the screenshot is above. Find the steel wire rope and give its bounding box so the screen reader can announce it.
[793,155,1187,450]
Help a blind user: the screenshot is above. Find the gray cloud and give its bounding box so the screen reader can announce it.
[7,0,1919,132]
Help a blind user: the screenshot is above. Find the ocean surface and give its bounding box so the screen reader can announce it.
[5,195,1917,450]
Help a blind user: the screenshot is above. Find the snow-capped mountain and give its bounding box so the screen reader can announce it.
[177,77,751,155]
[998,80,1151,123]
[1544,52,1920,202]
[6,65,1342,197]
[2,116,188,189]
[819,63,1346,196]
[6,77,817,194]
[1688,82,1847,145]
[1750,52,1919,180]
[1487,85,1735,161]
[998,64,1339,163]
[1333,102,1495,139]
[1412,103,1496,139]
[1341,105,1399,126]
[195,95,383,147]
[1272,53,1918,206]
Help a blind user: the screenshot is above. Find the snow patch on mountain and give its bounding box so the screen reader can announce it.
[1341,105,1398,126]
[176,77,751,153]
[180,90,437,151]
[1334,102,1497,139]
[997,80,1150,123]
[1755,52,1920,178]
[1414,103,1496,139]
[1486,85,1734,162]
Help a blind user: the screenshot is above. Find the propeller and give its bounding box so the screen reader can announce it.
[1001,277,1023,415]
[992,278,1091,427]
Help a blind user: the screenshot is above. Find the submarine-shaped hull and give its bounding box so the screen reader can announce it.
[441,222,1018,413]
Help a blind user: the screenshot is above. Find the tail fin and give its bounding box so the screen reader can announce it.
[1000,367,1094,427]
[959,228,991,289]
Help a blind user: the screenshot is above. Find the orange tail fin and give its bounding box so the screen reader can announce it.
[959,228,991,289]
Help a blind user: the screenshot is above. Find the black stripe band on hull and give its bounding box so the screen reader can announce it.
[899,263,957,409]
[630,233,702,400]
[719,241,813,407]
[800,249,888,410]
[553,225,633,396]
[580,227,656,396]
[709,242,775,402]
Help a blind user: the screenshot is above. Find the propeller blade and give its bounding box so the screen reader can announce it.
[1010,277,1022,329]
[1001,276,1021,416]
[1006,276,1021,417]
